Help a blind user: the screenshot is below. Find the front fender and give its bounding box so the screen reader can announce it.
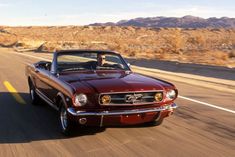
[56,92,72,109]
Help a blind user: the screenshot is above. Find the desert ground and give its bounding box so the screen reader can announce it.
[0,26,235,67]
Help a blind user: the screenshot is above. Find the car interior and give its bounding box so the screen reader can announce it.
[57,61,124,72]
[36,61,52,71]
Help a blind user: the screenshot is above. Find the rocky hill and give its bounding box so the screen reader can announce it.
[90,16,235,28]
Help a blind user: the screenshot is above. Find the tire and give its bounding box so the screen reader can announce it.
[59,101,74,136]
[145,112,164,126]
[29,80,41,105]
[146,118,164,126]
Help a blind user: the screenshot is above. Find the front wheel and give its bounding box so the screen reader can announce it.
[59,101,74,135]
[145,112,164,126]
[146,118,164,126]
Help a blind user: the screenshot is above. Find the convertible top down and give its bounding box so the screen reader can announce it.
[26,50,178,135]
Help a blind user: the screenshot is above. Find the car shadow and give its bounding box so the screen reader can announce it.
[0,92,157,144]
[0,92,105,144]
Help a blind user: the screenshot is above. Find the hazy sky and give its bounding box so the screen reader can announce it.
[0,0,235,26]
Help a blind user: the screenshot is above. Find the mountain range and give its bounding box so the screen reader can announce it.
[89,15,235,28]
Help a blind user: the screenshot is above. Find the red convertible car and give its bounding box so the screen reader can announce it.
[26,50,178,135]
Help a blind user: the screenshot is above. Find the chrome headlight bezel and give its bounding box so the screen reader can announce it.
[74,93,87,107]
[166,89,177,100]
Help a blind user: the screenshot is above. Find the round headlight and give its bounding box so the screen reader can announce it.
[166,90,176,100]
[74,94,87,106]
[155,92,163,102]
[101,95,111,105]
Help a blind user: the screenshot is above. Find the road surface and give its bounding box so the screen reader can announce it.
[0,48,234,157]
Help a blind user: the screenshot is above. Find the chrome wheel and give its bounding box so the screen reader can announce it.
[60,107,68,131]
[59,101,74,135]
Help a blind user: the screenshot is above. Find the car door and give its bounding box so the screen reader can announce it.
[34,68,53,100]
[37,68,60,105]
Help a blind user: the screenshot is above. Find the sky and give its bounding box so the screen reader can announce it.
[0,0,235,26]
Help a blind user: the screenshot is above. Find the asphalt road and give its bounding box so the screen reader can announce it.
[0,48,234,157]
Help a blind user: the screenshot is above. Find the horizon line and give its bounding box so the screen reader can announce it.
[1,15,235,27]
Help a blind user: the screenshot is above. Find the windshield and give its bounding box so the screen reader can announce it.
[57,51,130,72]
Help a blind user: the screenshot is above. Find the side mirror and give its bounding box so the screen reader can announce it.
[35,63,39,68]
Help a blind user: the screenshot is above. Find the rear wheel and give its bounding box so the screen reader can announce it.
[29,80,41,105]
[59,101,74,136]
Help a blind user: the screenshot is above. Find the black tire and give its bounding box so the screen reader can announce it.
[146,118,164,126]
[29,80,41,105]
[145,112,164,126]
[59,101,74,136]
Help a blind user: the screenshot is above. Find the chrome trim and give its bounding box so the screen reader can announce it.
[100,115,104,127]
[100,90,163,95]
[67,103,177,116]
[142,96,155,99]
[110,98,126,100]
[110,96,154,101]
[35,89,59,111]
[99,90,164,106]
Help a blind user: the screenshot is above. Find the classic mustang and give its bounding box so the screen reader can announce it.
[26,50,178,135]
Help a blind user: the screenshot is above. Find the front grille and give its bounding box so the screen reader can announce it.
[99,91,163,106]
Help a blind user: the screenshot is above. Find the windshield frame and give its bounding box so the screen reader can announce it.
[51,50,131,74]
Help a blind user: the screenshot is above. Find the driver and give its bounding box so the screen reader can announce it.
[97,54,106,66]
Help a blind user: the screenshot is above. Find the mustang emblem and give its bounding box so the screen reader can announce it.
[125,94,143,103]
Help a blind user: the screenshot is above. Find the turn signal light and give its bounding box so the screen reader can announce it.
[101,95,111,105]
[155,92,163,102]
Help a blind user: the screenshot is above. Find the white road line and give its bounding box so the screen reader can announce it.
[14,52,235,114]
[178,95,235,114]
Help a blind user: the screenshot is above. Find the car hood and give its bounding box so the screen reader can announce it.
[59,71,174,93]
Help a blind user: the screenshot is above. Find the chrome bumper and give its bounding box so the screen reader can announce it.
[67,103,177,116]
